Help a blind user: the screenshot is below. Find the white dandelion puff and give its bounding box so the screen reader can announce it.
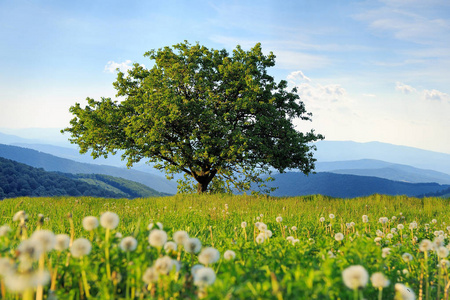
[224,250,236,260]
[100,212,120,230]
[437,246,449,258]
[193,267,216,287]
[30,230,56,253]
[82,216,99,231]
[120,236,138,252]
[370,272,390,288]
[395,283,415,300]
[241,222,247,228]
[382,248,391,258]
[0,225,11,237]
[154,256,174,275]
[173,231,189,245]
[164,241,177,253]
[70,238,92,258]
[402,253,413,262]
[276,216,283,223]
[198,247,220,265]
[148,229,168,248]
[419,239,433,252]
[142,267,159,283]
[184,238,202,254]
[335,233,344,241]
[54,234,70,252]
[342,265,369,290]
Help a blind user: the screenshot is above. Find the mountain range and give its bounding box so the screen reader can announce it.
[1,128,450,198]
[0,157,168,199]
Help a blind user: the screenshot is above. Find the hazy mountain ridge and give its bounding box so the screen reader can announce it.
[315,159,450,185]
[0,157,167,199]
[2,129,450,198]
[268,172,450,198]
[0,144,177,194]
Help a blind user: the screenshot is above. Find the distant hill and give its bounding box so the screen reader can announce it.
[0,157,168,199]
[0,144,177,194]
[315,159,450,185]
[266,172,450,198]
[314,141,450,174]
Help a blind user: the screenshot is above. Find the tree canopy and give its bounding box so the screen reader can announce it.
[63,41,324,194]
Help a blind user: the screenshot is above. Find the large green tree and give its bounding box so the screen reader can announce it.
[63,42,324,194]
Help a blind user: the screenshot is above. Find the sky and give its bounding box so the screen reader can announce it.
[0,0,449,153]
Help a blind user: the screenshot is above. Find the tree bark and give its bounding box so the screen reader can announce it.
[194,169,217,194]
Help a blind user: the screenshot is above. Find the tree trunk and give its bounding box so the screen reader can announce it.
[194,169,217,194]
[197,181,209,194]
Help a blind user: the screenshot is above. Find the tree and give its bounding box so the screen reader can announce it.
[62,41,324,194]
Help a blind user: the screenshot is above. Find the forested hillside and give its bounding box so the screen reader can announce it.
[0,157,169,199]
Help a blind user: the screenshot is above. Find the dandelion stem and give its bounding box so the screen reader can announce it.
[81,258,91,299]
[22,288,33,300]
[105,228,112,280]
[36,253,45,300]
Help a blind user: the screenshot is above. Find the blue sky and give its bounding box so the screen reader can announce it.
[1,0,449,153]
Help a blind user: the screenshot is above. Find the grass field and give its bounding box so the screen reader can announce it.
[0,194,449,299]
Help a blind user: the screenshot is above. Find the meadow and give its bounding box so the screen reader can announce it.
[0,194,449,299]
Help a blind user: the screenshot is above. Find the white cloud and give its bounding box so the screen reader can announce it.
[423,89,450,102]
[287,70,311,83]
[395,82,417,94]
[104,60,134,73]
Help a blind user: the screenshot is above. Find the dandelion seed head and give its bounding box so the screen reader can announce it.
[437,246,449,258]
[335,233,344,241]
[342,265,369,290]
[0,225,11,237]
[224,250,236,260]
[419,239,433,252]
[173,231,189,245]
[70,238,92,258]
[370,272,390,288]
[0,257,14,276]
[148,229,168,248]
[54,234,70,252]
[395,283,415,300]
[402,253,413,262]
[30,230,56,253]
[241,222,247,228]
[13,211,27,222]
[4,270,50,292]
[164,241,177,253]
[184,237,202,254]
[120,236,138,252]
[440,259,450,269]
[362,215,369,223]
[397,224,404,230]
[154,256,173,275]
[256,234,265,244]
[100,212,120,230]
[142,267,159,283]
[264,230,273,238]
[82,216,99,231]
[18,239,43,267]
[276,216,283,223]
[291,226,297,231]
[381,247,391,258]
[193,267,216,287]
[258,223,267,231]
[329,214,335,219]
[319,217,325,222]
[198,247,220,265]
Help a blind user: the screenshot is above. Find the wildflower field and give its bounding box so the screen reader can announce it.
[0,194,449,300]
